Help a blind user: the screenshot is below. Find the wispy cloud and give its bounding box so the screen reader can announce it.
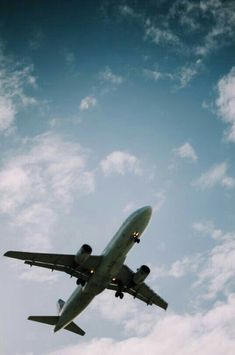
[144,59,202,88]
[19,267,58,283]
[193,220,223,241]
[0,48,37,132]
[122,202,135,214]
[118,1,235,64]
[99,66,123,85]
[144,18,180,47]
[0,132,95,252]
[100,151,142,176]
[173,142,198,162]
[154,222,235,300]
[193,162,235,189]
[79,96,97,111]
[170,0,235,57]
[216,67,235,142]
[153,191,166,213]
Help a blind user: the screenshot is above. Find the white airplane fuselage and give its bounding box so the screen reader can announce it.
[54,206,152,332]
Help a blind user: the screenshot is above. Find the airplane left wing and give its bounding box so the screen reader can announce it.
[107,264,168,310]
[4,251,102,281]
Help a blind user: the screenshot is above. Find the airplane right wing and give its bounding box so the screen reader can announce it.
[4,251,102,282]
[107,264,168,310]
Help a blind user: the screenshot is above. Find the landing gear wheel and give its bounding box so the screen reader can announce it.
[76,278,85,286]
[115,291,124,299]
[135,238,140,244]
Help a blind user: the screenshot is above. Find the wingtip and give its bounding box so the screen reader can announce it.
[3,251,11,257]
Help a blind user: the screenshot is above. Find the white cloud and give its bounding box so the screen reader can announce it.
[144,19,180,47]
[193,162,235,189]
[122,202,135,214]
[0,96,15,131]
[169,1,235,57]
[153,191,166,213]
[19,267,58,283]
[193,221,223,240]
[143,69,174,82]
[177,65,198,88]
[99,66,123,85]
[195,2,235,57]
[144,60,202,88]
[195,237,235,299]
[119,5,137,18]
[151,255,201,280]
[173,142,198,162]
[100,151,142,176]
[0,133,95,252]
[47,294,235,355]
[0,49,37,132]
[193,222,235,299]
[0,133,95,214]
[79,96,97,111]
[153,223,235,300]
[91,291,137,323]
[216,67,235,142]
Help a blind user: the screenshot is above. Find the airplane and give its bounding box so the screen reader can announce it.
[4,206,168,336]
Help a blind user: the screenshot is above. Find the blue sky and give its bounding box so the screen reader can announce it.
[0,1,235,354]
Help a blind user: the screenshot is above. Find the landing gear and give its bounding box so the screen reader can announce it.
[115,291,124,299]
[132,231,140,243]
[76,278,85,286]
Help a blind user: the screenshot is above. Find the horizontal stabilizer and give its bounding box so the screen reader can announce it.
[28,316,59,325]
[28,316,85,336]
[65,322,85,336]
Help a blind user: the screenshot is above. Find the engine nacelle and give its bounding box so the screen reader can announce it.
[75,244,92,265]
[132,265,150,285]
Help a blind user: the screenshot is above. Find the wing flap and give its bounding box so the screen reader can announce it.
[24,260,88,279]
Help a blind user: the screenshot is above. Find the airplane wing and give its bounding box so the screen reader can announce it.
[4,251,102,281]
[107,264,168,310]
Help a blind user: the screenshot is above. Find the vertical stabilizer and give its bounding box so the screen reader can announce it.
[57,299,65,314]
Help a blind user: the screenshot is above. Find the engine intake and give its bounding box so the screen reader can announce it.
[132,265,150,285]
[75,244,92,265]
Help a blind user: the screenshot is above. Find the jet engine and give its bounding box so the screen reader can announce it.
[132,265,150,285]
[75,244,92,265]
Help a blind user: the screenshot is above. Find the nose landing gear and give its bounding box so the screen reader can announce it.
[132,231,140,243]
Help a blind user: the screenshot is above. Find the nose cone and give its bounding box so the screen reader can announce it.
[140,206,152,220]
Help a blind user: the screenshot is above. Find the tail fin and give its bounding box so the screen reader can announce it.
[28,316,85,336]
[57,299,65,314]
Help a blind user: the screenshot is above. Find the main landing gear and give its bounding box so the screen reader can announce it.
[115,291,124,299]
[76,278,86,286]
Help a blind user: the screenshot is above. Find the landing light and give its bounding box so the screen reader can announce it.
[90,269,94,274]
[112,278,116,281]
